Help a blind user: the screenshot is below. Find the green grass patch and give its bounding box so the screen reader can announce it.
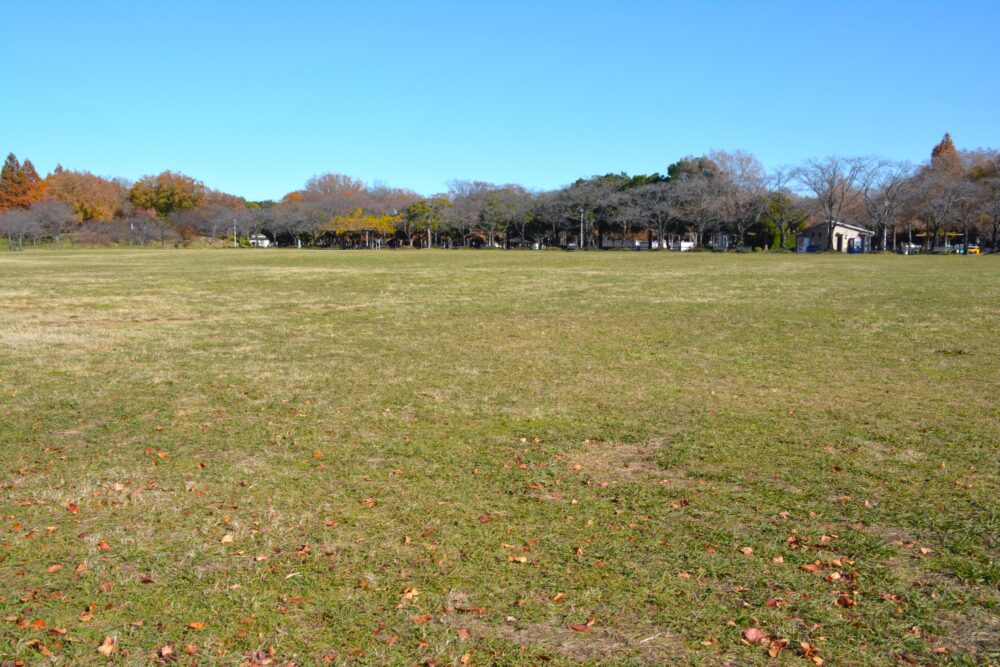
[1,249,998,665]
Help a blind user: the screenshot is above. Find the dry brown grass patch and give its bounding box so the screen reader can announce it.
[445,612,684,664]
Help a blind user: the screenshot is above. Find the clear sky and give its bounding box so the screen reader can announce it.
[2,1,998,201]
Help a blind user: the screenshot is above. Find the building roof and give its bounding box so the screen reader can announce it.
[797,220,874,236]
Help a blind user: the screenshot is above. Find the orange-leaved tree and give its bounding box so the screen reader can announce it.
[0,153,45,211]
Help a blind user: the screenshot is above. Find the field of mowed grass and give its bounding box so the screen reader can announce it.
[0,249,997,666]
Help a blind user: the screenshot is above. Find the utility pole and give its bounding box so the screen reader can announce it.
[579,208,584,250]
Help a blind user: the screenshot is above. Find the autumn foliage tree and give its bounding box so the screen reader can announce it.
[45,168,125,222]
[930,133,964,177]
[128,171,206,218]
[0,153,45,211]
[322,208,399,245]
[905,134,974,248]
[126,171,206,246]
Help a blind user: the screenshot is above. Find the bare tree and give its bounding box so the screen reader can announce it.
[711,150,768,247]
[608,191,642,247]
[446,180,494,245]
[673,176,723,247]
[0,209,41,250]
[906,169,974,249]
[794,156,870,250]
[29,200,77,246]
[552,180,601,249]
[860,161,913,251]
[967,151,1000,251]
[171,204,252,241]
[529,191,568,247]
[633,180,678,249]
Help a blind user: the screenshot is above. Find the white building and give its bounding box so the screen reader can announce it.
[796,221,874,253]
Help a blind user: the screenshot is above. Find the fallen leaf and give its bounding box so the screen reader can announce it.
[79,611,94,622]
[568,617,596,632]
[74,562,88,575]
[47,564,63,573]
[835,594,856,608]
[768,638,788,658]
[800,562,822,573]
[97,540,111,551]
[184,644,199,655]
[507,555,528,564]
[455,605,485,614]
[553,593,566,602]
[220,534,234,544]
[96,636,115,656]
[66,502,79,515]
[187,621,206,630]
[313,450,324,459]
[771,556,784,564]
[743,628,769,645]
[457,627,471,641]
[739,547,754,556]
[411,614,433,624]
[26,638,53,656]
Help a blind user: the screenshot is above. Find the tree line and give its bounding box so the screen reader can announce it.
[2,134,998,252]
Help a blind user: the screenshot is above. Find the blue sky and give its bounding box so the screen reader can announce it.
[1,1,998,200]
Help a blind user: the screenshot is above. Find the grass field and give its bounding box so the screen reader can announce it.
[1,249,997,666]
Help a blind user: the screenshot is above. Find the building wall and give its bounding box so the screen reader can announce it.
[797,224,870,252]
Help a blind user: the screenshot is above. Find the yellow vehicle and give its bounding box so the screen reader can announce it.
[967,245,980,255]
